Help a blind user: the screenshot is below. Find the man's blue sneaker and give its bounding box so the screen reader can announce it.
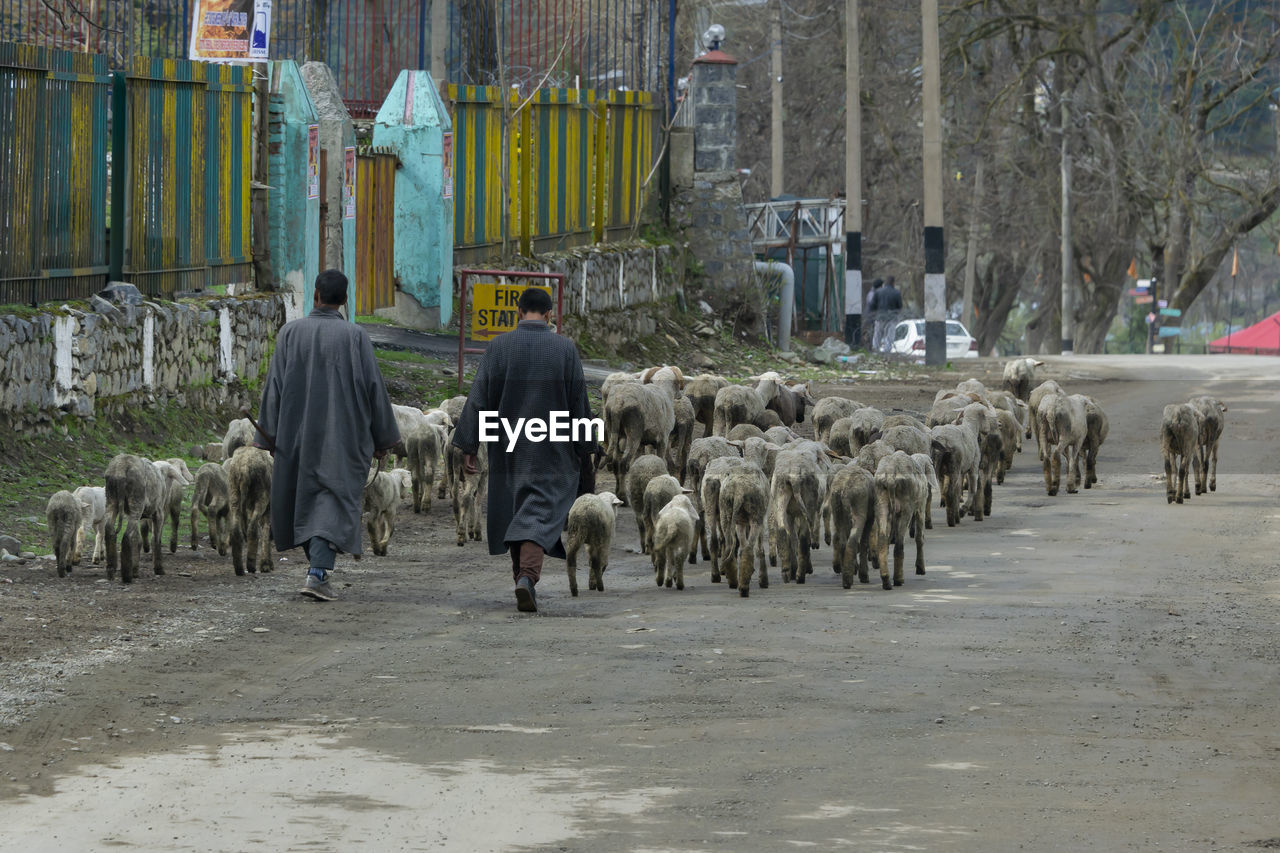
[301,572,337,601]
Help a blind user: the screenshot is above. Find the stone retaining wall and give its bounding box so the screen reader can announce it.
[0,295,289,431]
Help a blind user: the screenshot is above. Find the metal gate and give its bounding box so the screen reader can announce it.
[354,147,397,315]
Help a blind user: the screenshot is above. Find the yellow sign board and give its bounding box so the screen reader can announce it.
[470,283,553,340]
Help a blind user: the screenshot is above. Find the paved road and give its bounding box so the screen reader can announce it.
[1,355,1277,851]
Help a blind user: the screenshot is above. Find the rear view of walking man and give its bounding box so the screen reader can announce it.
[451,286,595,613]
[254,269,401,601]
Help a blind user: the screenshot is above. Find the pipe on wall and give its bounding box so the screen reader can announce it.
[755,260,795,353]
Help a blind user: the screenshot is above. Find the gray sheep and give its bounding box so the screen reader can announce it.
[446,443,488,546]
[1037,393,1087,496]
[685,438,741,562]
[700,454,745,583]
[641,474,687,556]
[716,461,770,596]
[1002,357,1043,402]
[811,396,862,445]
[624,453,670,544]
[669,394,696,482]
[604,381,674,494]
[222,418,257,460]
[1161,402,1202,504]
[190,462,230,555]
[652,493,699,590]
[1028,379,1065,454]
[153,459,194,555]
[768,445,824,583]
[821,464,875,589]
[929,424,979,527]
[872,452,928,590]
[1189,396,1226,493]
[392,404,448,513]
[104,453,167,583]
[46,490,85,578]
[363,468,410,556]
[685,373,730,437]
[564,491,624,596]
[1080,396,1110,489]
[226,446,273,575]
[73,485,106,565]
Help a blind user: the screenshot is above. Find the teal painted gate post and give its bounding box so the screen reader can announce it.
[372,70,454,329]
[266,60,321,320]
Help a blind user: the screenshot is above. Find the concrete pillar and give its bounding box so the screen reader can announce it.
[372,70,455,329]
[689,49,738,172]
[267,61,321,320]
[300,61,358,309]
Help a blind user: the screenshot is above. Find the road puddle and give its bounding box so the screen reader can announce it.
[0,725,676,851]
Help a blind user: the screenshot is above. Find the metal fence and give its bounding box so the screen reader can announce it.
[448,83,657,257]
[0,0,677,116]
[0,42,111,305]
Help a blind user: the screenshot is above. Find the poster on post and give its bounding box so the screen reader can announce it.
[189,0,272,63]
[307,125,320,200]
[442,132,453,200]
[343,147,357,220]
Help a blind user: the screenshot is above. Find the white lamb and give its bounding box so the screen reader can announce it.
[564,491,624,596]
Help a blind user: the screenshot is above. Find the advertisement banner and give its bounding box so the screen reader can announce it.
[442,132,453,200]
[189,0,272,63]
[343,147,357,220]
[307,125,320,200]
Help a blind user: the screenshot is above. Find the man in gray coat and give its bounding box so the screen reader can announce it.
[452,286,595,613]
[255,269,400,601]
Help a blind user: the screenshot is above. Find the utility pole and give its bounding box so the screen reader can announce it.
[961,157,983,337]
[1060,96,1074,355]
[771,0,784,198]
[844,0,862,347]
[921,0,946,365]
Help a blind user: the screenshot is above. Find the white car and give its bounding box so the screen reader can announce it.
[889,319,978,361]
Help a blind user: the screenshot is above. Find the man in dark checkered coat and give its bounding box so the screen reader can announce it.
[452,287,595,613]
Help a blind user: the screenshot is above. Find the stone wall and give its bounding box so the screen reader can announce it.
[0,295,288,431]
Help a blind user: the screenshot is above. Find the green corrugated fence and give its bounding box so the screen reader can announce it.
[447,84,659,257]
[125,57,253,296]
[0,43,111,306]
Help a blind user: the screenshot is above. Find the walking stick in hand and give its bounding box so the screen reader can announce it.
[240,405,276,453]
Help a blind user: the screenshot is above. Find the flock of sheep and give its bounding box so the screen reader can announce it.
[38,357,1228,596]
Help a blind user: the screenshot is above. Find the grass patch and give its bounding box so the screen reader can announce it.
[356,315,398,326]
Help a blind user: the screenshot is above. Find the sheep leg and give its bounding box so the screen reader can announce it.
[736,527,753,597]
[190,505,201,551]
[168,506,179,553]
[593,546,606,592]
[1043,449,1057,497]
[567,542,580,596]
[121,518,138,584]
[1164,452,1176,503]
[150,510,165,575]
[231,518,246,576]
[91,523,105,565]
[875,503,892,590]
[452,486,466,546]
[893,534,906,587]
[1209,443,1218,492]
[913,512,926,575]
[216,510,230,556]
[105,509,120,579]
[257,520,273,570]
[754,522,769,590]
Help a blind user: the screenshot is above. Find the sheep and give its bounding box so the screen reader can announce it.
[993,409,1022,484]
[878,424,932,456]
[669,394,696,482]
[741,436,783,480]
[712,384,766,438]
[222,418,257,460]
[651,493,699,590]
[812,396,862,445]
[1079,396,1110,489]
[872,452,928,590]
[73,485,106,564]
[152,459,194,555]
[726,423,767,443]
[446,443,488,545]
[600,371,640,408]
[441,394,469,427]
[1161,402,1203,504]
[1028,379,1065,452]
[1189,396,1226,493]
[1037,392,1087,496]
[700,454,745,583]
[846,407,885,454]
[685,438,741,561]
[392,404,448,513]
[640,364,686,400]
[826,416,855,456]
[362,468,411,556]
[929,424,979,527]
[955,403,1002,519]
[104,453,167,583]
[909,452,939,530]
[641,475,687,555]
[685,373,731,437]
[1002,357,1043,402]
[603,381,674,495]
[226,446,273,575]
[821,464,876,588]
[753,409,786,431]
[955,378,989,397]
[564,491,625,596]
[46,490,85,578]
[854,439,896,476]
[716,460,770,596]
[768,445,825,583]
[624,453,670,544]
[189,462,230,555]
[763,426,799,446]
[767,379,814,427]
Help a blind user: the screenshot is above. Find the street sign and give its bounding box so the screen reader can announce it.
[1157,299,1169,308]
[1134,294,1154,305]
[470,282,554,340]
[1159,307,1181,317]
[1157,326,1182,337]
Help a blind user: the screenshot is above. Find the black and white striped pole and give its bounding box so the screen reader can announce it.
[921,0,946,365]
[844,0,863,348]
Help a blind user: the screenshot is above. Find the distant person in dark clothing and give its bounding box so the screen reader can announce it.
[872,275,904,352]
[863,278,883,350]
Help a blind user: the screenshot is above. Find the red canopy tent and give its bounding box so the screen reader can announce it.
[1208,311,1280,355]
